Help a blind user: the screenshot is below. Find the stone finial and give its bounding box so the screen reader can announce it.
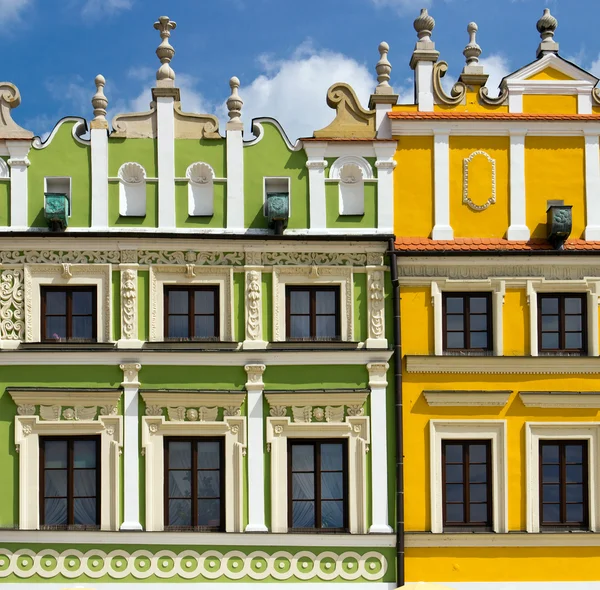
[227,76,243,124]
[414,8,435,42]
[154,16,177,85]
[91,75,108,127]
[536,8,559,58]
[463,22,481,66]
[375,42,393,93]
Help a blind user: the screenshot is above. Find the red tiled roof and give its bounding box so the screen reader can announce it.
[395,237,600,252]
[388,111,600,121]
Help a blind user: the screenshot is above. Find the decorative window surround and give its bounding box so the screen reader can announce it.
[520,391,600,409]
[243,267,267,350]
[141,390,246,533]
[367,268,387,348]
[584,132,600,240]
[272,266,353,342]
[265,391,369,534]
[508,131,530,240]
[118,264,142,349]
[525,422,600,533]
[431,279,505,356]
[526,279,600,357]
[432,131,453,240]
[329,156,373,218]
[7,140,30,229]
[8,388,122,531]
[23,263,111,343]
[429,420,508,534]
[423,390,512,407]
[149,265,234,342]
[0,268,24,348]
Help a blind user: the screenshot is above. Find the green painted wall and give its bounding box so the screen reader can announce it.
[264,365,368,390]
[175,181,226,228]
[354,273,368,342]
[28,122,91,228]
[174,138,226,178]
[140,366,247,389]
[244,122,309,230]
[325,182,377,229]
[112,270,120,341]
[0,181,9,226]
[109,182,158,227]
[108,138,157,178]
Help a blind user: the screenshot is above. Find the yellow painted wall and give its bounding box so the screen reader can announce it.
[525,136,585,238]
[449,136,509,238]
[503,288,528,356]
[523,94,578,114]
[394,136,434,237]
[407,547,600,582]
[433,88,509,113]
[526,67,575,81]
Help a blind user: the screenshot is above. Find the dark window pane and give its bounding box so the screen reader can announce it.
[73,470,96,497]
[292,445,314,471]
[543,503,560,523]
[322,501,344,528]
[73,498,96,525]
[565,298,582,314]
[168,290,189,314]
[446,297,463,313]
[566,504,583,523]
[198,499,220,527]
[290,316,310,339]
[321,444,343,471]
[445,484,463,502]
[565,316,582,332]
[169,442,192,469]
[542,445,559,463]
[470,297,488,313]
[541,298,559,314]
[445,465,463,484]
[541,315,559,332]
[316,316,337,339]
[290,290,310,314]
[292,501,315,528]
[541,333,560,349]
[45,498,67,525]
[169,499,192,526]
[194,315,216,338]
[322,472,343,499]
[45,470,67,497]
[566,465,583,483]
[542,484,560,502]
[168,315,189,339]
[565,333,583,349]
[45,291,66,314]
[444,445,462,463]
[447,332,465,349]
[198,442,220,469]
[316,290,336,314]
[72,291,93,315]
[469,503,488,522]
[45,441,67,468]
[46,316,67,340]
[446,503,464,522]
[470,332,489,349]
[169,471,192,498]
[469,464,487,483]
[72,316,93,340]
[197,471,220,498]
[194,290,215,314]
[469,483,487,502]
[292,473,315,500]
[446,315,464,331]
[566,445,584,463]
[566,484,584,502]
[470,445,487,463]
[470,315,487,331]
[542,464,560,483]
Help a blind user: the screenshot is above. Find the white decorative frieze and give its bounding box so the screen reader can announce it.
[0,250,121,264]
[262,251,367,266]
[367,269,386,348]
[120,267,138,342]
[463,150,496,211]
[0,268,24,341]
[138,250,244,266]
[244,269,266,349]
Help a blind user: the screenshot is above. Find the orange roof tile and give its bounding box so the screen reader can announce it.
[395,237,600,252]
[388,111,600,121]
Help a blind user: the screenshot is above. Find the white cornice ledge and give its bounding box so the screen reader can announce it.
[423,390,512,407]
[406,532,600,548]
[265,391,369,408]
[406,355,600,375]
[520,391,600,408]
[8,388,122,407]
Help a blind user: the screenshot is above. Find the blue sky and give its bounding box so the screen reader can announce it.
[4,0,600,141]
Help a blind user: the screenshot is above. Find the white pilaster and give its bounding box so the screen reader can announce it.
[588,285,600,357]
[245,364,268,532]
[527,282,538,357]
[508,88,523,113]
[226,122,245,230]
[432,281,443,355]
[7,140,31,229]
[432,131,452,239]
[120,363,143,531]
[156,94,176,230]
[117,264,143,349]
[90,128,109,229]
[304,142,327,231]
[508,130,530,240]
[374,143,396,233]
[243,264,267,350]
[492,281,505,356]
[415,61,435,112]
[578,89,593,115]
[374,104,393,139]
[367,362,393,534]
[584,131,600,240]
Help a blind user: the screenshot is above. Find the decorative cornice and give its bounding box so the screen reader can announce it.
[120,363,141,386]
[244,364,265,392]
[265,391,368,412]
[406,532,600,548]
[141,390,245,414]
[367,362,389,387]
[519,391,600,408]
[423,390,512,407]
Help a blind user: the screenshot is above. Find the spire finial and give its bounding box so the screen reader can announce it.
[154,16,177,85]
[375,42,392,92]
[227,77,243,124]
[536,8,559,57]
[91,75,108,129]
[414,8,435,43]
[463,22,481,66]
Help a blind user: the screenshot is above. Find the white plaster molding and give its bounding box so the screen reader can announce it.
[90,127,109,229]
[405,532,600,547]
[432,132,452,239]
[329,156,374,181]
[519,392,600,408]
[505,54,598,87]
[246,118,303,151]
[304,142,327,231]
[149,265,234,342]
[186,162,215,217]
[267,414,370,534]
[525,422,600,533]
[31,117,88,149]
[156,96,176,229]
[0,158,8,179]
[118,265,142,349]
[272,266,353,342]
[366,268,387,348]
[118,162,147,217]
[462,150,496,211]
[226,122,244,230]
[244,364,267,532]
[415,61,435,112]
[429,420,508,534]
[0,268,24,345]
[508,130,530,240]
[578,89,593,115]
[142,413,246,532]
[23,264,111,343]
[423,390,512,407]
[7,140,30,229]
[584,133,600,240]
[374,143,396,232]
[243,269,266,349]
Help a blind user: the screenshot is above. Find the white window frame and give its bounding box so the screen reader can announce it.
[9,389,122,531]
[429,419,508,534]
[44,176,72,216]
[431,279,505,356]
[263,177,291,216]
[149,265,234,342]
[525,421,600,533]
[265,391,369,534]
[141,391,246,533]
[23,264,112,343]
[272,266,353,342]
[526,279,600,357]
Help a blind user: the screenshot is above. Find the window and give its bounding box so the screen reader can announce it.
[540,440,588,530]
[286,286,340,341]
[443,293,492,353]
[442,440,492,529]
[538,294,586,355]
[41,287,97,342]
[39,436,100,529]
[288,440,348,532]
[164,286,219,340]
[164,438,224,531]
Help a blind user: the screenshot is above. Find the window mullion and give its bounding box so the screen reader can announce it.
[315,443,321,530]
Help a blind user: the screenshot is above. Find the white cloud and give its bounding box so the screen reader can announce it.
[479,54,511,97]
[370,0,431,14]
[0,0,31,22]
[81,0,132,17]
[589,55,600,78]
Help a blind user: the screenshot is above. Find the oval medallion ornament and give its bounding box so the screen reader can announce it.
[463,150,496,211]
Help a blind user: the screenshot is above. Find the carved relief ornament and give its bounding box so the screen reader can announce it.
[463,150,496,211]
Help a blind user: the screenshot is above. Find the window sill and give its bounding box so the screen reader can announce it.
[18,342,115,351]
[143,341,239,351]
[271,341,361,351]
